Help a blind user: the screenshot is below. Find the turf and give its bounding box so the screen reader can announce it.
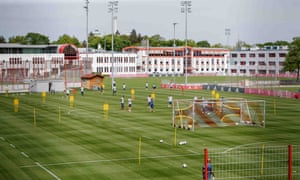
[0,76,300,179]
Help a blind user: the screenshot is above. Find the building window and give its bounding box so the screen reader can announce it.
[269,61,276,66]
[279,53,286,57]
[240,61,246,65]
[249,53,255,58]
[258,53,265,58]
[231,53,237,58]
[269,53,276,58]
[258,61,266,65]
[249,61,255,65]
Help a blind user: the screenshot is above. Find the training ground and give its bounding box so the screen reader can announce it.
[1,76,299,179]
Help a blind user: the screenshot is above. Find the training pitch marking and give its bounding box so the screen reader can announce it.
[21,153,199,168]
[36,162,61,180]
[223,141,272,153]
[21,152,29,158]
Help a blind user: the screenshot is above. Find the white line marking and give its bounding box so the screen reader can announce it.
[188,149,199,154]
[0,137,5,141]
[36,162,61,180]
[142,136,153,139]
[10,144,15,148]
[21,153,199,168]
[222,141,271,153]
[21,152,29,158]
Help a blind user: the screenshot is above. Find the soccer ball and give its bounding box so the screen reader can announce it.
[160,139,163,143]
[182,163,187,168]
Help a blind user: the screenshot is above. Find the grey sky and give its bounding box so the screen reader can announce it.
[1,0,300,46]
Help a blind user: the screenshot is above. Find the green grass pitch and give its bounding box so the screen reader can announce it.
[1,76,300,179]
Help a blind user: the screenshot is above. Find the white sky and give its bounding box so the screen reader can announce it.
[1,0,300,46]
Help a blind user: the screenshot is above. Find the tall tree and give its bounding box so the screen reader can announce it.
[9,35,26,44]
[197,40,210,47]
[283,37,300,81]
[54,34,80,46]
[0,36,6,43]
[88,35,102,49]
[129,29,138,44]
[24,32,50,45]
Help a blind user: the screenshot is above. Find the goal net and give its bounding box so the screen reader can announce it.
[172,98,265,130]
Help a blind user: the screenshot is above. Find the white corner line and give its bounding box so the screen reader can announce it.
[21,152,29,158]
[35,162,61,180]
[10,144,15,148]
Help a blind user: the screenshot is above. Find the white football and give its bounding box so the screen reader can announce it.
[182,163,187,168]
[160,139,163,143]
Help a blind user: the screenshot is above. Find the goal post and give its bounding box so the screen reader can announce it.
[172,98,265,129]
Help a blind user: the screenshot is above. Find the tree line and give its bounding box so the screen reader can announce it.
[0,30,292,51]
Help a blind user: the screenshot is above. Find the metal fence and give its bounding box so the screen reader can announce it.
[204,145,300,180]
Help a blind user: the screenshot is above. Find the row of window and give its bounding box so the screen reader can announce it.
[51,57,64,64]
[231,53,286,58]
[142,59,226,66]
[145,67,225,73]
[97,66,135,73]
[147,50,227,57]
[96,56,135,63]
[230,69,283,74]
[233,61,284,66]
[4,57,46,65]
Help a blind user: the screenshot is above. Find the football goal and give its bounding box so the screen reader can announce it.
[172,98,265,130]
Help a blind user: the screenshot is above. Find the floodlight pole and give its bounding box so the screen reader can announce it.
[173,22,178,84]
[108,1,118,88]
[181,1,191,85]
[225,28,231,47]
[84,0,89,75]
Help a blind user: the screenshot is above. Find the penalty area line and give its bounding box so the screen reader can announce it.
[222,141,272,153]
[36,162,61,180]
[21,153,199,168]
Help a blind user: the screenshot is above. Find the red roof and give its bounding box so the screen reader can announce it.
[58,44,79,60]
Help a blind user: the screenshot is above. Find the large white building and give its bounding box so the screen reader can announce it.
[229,46,289,77]
[80,52,137,77]
[122,46,230,76]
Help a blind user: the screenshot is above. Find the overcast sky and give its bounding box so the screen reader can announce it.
[1,0,300,46]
